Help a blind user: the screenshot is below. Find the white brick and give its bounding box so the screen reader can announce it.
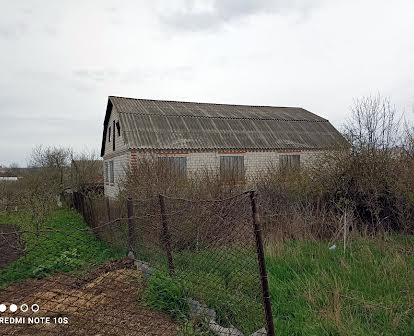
[103,150,322,198]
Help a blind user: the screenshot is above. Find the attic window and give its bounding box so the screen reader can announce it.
[108,127,111,142]
[116,121,121,136]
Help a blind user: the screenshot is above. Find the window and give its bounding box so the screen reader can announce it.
[279,155,300,171]
[109,161,114,183]
[116,121,121,136]
[104,162,109,184]
[108,126,111,142]
[113,120,116,151]
[158,157,187,177]
[220,156,245,181]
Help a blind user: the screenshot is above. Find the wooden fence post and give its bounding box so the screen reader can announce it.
[88,197,95,227]
[73,192,79,211]
[159,194,175,276]
[106,197,111,221]
[127,197,135,255]
[249,190,276,336]
[80,193,86,219]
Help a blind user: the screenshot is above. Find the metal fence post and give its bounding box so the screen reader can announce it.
[249,190,276,336]
[159,194,175,276]
[127,197,135,255]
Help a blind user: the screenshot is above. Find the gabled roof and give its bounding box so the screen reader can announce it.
[101,96,345,156]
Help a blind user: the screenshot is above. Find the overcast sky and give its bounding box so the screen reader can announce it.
[1,0,413,166]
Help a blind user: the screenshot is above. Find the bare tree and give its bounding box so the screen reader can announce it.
[402,119,414,158]
[70,149,103,191]
[29,145,73,191]
[344,94,402,152]
[15,146,72,234]
[8,162,20,169]
[21,171,59,235]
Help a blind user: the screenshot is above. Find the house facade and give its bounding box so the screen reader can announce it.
[100,96,345,199]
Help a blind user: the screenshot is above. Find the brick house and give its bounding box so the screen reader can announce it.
[100,96,345,198]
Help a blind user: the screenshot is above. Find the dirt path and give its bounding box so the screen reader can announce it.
[0,259,178,336]
[0,224,24,268]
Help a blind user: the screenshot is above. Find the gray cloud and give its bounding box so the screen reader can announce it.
[0,2,63,40]
[0,4,33,39]
[73,69,120,83]
[0,22,28,39]
[1,0,414,166]
[159,0,319,31]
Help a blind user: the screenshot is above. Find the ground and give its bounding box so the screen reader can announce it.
[0,259,178,336]
[0,224,24,268]
[1,210,413,335]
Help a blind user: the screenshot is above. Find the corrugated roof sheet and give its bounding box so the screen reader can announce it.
[106,96,345,151]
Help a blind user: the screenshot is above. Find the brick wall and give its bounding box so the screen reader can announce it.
[103,149,322,199]
[187,150,321,178]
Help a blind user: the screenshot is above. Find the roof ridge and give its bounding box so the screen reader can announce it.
[118,111,328,122]
[109,95,303,110]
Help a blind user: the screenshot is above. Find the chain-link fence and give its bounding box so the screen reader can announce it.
[0,191,275,336]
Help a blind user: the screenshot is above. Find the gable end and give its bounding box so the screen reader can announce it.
[100,99,113,157]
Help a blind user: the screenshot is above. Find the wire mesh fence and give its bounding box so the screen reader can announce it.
[0,191,275,336]
[0,215,178,335]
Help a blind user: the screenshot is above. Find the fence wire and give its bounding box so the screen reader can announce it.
[0,191,274,336]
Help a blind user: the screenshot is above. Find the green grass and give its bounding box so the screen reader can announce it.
[266,237,414,335]
[4,209,411,335]
[142,236,414,335]
[0,209,124,287]
[144,271,190,321]
[143,248,264,333]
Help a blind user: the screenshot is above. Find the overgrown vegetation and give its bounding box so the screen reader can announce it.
[267,237,414,335]
[0,209,122,287]
[143,271,189,321]
[0,146,103,234]
[143,237,414,335]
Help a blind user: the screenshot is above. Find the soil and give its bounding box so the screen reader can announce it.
[0,258,178,336]
[0,224,25,268]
